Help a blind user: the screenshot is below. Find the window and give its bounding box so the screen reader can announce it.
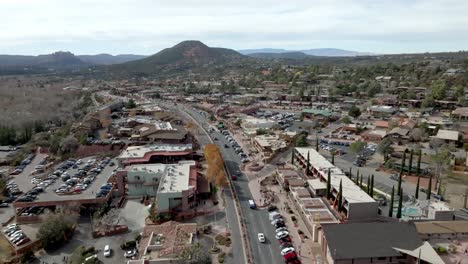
[135,184,142,189]
[153,177,158,182]
[135,175,141,181]
[377,257,386,260]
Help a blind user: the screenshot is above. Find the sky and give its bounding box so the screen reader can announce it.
[1,0,468,55]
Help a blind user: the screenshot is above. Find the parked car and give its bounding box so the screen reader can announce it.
[281,247,295,256]
[103,245,111,257]
[267,205,277,212]
[124,249,137,258]
[275,231,289,240]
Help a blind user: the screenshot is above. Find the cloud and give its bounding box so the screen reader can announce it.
[0,0,467,54]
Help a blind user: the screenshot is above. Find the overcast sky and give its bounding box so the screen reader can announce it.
[1,0,468,55]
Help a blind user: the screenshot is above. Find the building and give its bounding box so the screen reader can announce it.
[138,221,197,262]
[452,107,468,120]
[117,144,193,166]
[125,161,197,200]
[240,117,276,136]
[430,129,461,144]
[415,221,468,240]
[276,169,302,188]
[321,222,444,264]
[301,108,333,120]
[252,134,287,161]
[294,147,378,221]
[156,161,198,213]
[368,105,396,117]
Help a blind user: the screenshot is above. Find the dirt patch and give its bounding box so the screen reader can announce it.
[0,234,13,263]
[214,233,231,247]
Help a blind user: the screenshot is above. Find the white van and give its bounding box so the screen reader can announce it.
[248,200,256,209]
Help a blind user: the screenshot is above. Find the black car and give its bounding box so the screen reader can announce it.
[275,221,286,228]
[224,144,229,148]
[267,205,278,212]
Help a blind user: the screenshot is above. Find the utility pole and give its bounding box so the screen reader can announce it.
[464,189,468,209]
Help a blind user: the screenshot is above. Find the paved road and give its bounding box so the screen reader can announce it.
[180,105,283,264]
[162,102,246,264]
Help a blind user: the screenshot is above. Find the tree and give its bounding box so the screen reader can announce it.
[427,175,432,200]
[389,186,394,217]
[378,138,394,162]
[204,144,228,188]
[356,169,360,184]
[126,98,137,109]
[38,214,75,250]
[397,173,403,195]
[295,133,308,147]
[60,135,79,155]
[408,149,414,174]
[349,141,366,154]
[400,151,406,174]
[256,128,269,135]
[396,189,403,219]
[415,176,420,199]
[291,148,295,165]
[341,116,352,124]
[176,243,211,264]
[348,167,352,179]
[306,151,310,175]
[417,149,422,175]
[370,175,374,197]
[348,105,361,118]
[366,176,371,193]
[315,136,319,152]
[326,169,332,199]
[337,179,343,211]
[430,80,446,100]
[430,144,451,189]
[331,150,335,165]
[359,174,363,188]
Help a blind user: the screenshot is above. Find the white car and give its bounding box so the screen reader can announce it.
[276,227,288,233]
[257,233,265,243]
[124,249,137,258]
[281,247,295,256]
[103,245,111,257]
[275,231,289,240]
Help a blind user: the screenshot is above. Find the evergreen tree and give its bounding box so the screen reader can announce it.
[427,175,432,200]
[315,136,319,152]
[415,176,420,199]
[437,179,442,196]
[400,151,406,174]
[348,167,352,179]
[306,151,310,175]
[417,149,422,175]
[370,175,374,197]
[397,189,403,219]
[356,169,360,184]
[367,176,371,193]
[337,179,343,211]
[326,169,332,199]
[389,186,394,217]
[408,149,414,174]
[331,151,335,165]
[359,175,363,188]
[291,148,295,165]
[397,173,403,195]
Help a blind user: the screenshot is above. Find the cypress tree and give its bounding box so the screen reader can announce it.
[338,179,343,211]
[367,176,371,193]
[389,186,394,217]
[348,167,352,179]
[437,179,442,196]
[408,149,414,174]
[291,148,295,165]
[331,151,335,165]
[397,189,403,219]
[427,175,432,200]
[416,149,422,175]
[359,174,363,188]
[370,175,374,197]
[316,136,319,152]
[356,169,360,184]
[400,151,406,174]
[397,173,403,195]
[326,169,332,199]
[306,151,310,175]
[415,176,420,199]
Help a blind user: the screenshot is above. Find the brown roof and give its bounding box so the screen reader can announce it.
[288,178,305,187]
[293,187,311,198]
[374,121,389,128]
[414,221,468,234]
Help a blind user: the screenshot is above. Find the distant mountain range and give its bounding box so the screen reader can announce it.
[107,40,249,76]
[239,48,374,57]
[0,52,146,69]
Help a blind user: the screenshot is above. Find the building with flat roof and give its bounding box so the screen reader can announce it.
[122,161,198,212]
[321,222,444,264]
[117,144,193,166]
[415,221,468,240]
[252,134,287,161]
[294,147,378,221]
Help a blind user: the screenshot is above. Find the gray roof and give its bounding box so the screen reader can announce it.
[322,222,422,260]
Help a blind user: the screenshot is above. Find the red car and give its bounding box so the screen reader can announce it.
[283,252,298,262]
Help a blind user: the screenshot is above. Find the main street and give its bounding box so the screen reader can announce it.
[161,102,248,264]
[178,104,284,264]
